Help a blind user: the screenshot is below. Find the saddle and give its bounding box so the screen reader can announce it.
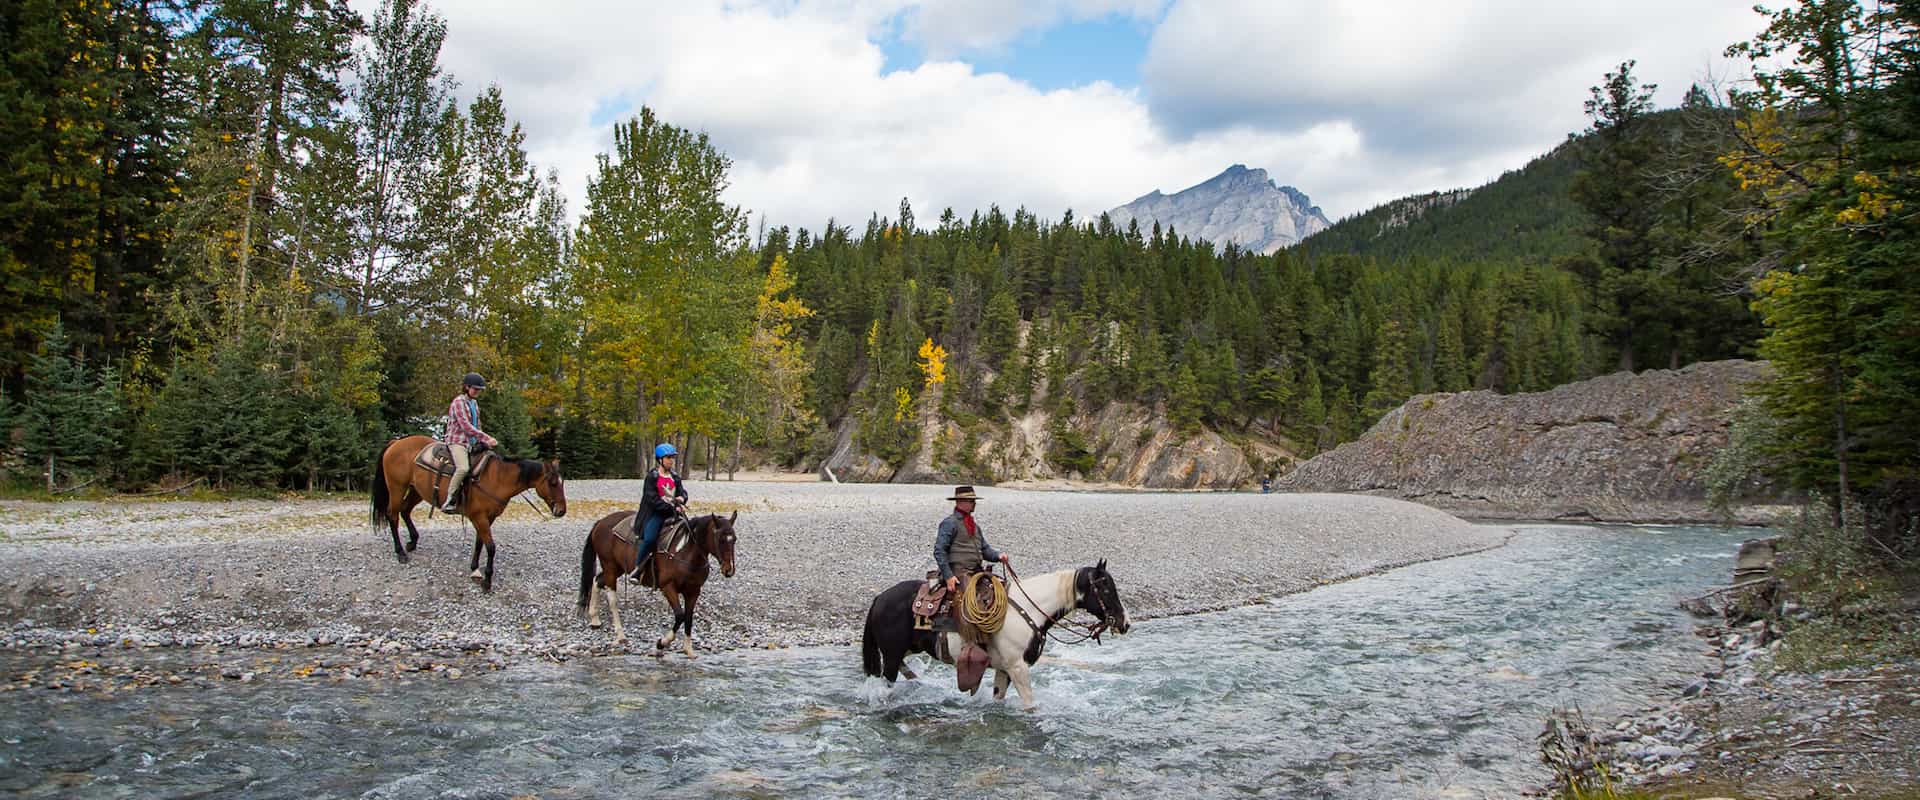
[414,441,491,509]
[633,516,691,588]
[912,571,951,631]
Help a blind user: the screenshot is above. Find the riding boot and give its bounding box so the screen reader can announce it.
[441,483,461,514]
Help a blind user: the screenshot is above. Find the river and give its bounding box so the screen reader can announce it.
[0,522,1744,799]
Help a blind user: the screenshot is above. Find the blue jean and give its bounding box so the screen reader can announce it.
[639,514,664,564]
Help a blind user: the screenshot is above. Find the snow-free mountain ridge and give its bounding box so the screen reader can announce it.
[1107,165,1332,254]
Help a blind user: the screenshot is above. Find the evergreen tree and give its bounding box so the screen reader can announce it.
[19,326,123,490]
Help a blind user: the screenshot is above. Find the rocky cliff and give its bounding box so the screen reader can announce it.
[1108,165,1331,254]
[820,400,1289,490]
[1276,360,1775,522]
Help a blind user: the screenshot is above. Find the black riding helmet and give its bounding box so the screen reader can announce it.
[463,372,486,389]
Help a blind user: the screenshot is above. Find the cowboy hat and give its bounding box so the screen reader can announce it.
[947,486,981,501]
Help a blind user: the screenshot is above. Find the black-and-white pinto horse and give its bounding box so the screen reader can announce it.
[861,559,1129,709]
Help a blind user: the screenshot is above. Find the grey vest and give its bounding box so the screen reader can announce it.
[947,520,985,576]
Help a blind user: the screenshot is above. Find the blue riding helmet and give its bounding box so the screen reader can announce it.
[654,443,678,460]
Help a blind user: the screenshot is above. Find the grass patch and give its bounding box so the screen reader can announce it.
[1768,506,1920,671]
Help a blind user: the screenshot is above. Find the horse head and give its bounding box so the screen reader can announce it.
[1078,558,1129,636]
[703,510,737,578]
[534,459,567,518]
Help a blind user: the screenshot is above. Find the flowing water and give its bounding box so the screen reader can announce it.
[0,523,1745,799]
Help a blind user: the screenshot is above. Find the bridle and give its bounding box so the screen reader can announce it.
[1004,564,1122,646]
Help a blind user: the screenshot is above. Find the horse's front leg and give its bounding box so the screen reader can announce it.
[993,669,1012,700]
[677,585,702,659]
[1006,660,1038,711]
[655,585,685,656]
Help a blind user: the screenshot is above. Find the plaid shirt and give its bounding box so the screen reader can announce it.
[446,395,490,447]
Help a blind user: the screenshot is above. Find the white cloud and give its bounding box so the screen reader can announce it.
[350,0,1769,230]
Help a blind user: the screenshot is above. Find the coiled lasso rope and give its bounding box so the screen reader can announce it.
[959,571,1009,635]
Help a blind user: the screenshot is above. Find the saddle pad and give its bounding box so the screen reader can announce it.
[611,514,637,544]
[414,442,455,476]
[660,518,691,553]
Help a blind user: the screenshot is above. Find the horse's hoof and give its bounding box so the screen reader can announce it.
[394,552,408,564]
[406,541,417,552]
[469,569,484,580]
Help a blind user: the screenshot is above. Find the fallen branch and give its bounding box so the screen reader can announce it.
[1821,676,1890,684]
[1683,577,1775,601]
[129,477,206,497]
[51,477,100,495]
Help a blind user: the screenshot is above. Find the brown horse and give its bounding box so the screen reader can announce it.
[370,435,567,592]
[577,510,736,656]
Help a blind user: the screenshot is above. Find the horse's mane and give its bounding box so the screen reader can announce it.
[485,455,545,484]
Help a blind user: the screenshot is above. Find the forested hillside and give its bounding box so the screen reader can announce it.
[1301,139,1589,265]
[3,0,1915,560]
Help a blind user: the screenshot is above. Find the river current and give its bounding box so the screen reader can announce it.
[0,523,1743,799]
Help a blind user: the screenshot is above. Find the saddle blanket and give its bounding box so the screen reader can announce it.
[617,515,689,550]
[415,441,495,477]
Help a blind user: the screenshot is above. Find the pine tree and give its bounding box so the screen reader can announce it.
[19,326,123,490]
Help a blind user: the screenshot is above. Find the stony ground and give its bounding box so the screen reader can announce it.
[1565,612,1920,799]
[0,480,1506,665]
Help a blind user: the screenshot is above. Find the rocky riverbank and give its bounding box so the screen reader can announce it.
[0,481,1505,680]
[1278,360,1784,524]
[1544,541,1920,799]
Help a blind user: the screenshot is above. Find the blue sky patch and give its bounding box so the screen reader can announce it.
[589,95,634,127]
[881,14,1154,91]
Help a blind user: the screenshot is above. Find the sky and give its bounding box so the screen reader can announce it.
[349,0,1769,233]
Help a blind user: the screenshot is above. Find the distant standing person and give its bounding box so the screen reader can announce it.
[636,443,689,577]
[442,372,498,512]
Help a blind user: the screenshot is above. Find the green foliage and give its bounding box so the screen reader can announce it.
[1048,419,1096,476]
[19,326,125,488]
[1729,0,1920,559]
[1771,505,1920,671]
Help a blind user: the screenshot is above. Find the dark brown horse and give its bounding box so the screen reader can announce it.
[577,510,736,656]
[370,435,567,592]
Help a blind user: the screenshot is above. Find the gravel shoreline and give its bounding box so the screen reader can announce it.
[0,481,1507,668]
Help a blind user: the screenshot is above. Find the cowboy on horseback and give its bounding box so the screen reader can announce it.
[636,442,688,579]
[932,485,1011,631]
[442,372,498,513]
[937,485,1011,592]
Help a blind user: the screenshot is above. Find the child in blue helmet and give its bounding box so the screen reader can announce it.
[637,442,688,577]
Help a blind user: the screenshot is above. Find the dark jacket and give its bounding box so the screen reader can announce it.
[934,509,1002,580]
[640,467,687,522]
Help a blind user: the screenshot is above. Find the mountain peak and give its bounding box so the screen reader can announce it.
[1108,166,1331,254]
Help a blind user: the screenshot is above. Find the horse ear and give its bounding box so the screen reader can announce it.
[1096,558,1107,571]
[729,509,737,524]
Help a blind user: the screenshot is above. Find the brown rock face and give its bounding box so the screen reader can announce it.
[1276,360,1772,522]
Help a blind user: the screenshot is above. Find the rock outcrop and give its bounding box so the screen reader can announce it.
[820,398,1289,490]
[1108,165,1331,254]
[1276,360,1775,522]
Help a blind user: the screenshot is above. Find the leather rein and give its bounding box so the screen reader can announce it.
[1002,563,1116,646]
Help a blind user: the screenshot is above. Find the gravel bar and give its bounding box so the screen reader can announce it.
[0,481,1508,662]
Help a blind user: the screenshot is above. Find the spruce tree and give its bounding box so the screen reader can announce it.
[19,326,122,490]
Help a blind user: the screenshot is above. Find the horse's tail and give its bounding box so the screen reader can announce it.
[370,445,390,528]
[578,532,596,612]
[861,597,883,677]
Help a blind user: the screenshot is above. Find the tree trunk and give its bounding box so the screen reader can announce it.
[730,428,742,481]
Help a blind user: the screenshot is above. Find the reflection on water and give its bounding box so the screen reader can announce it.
[0,524,1738,799]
